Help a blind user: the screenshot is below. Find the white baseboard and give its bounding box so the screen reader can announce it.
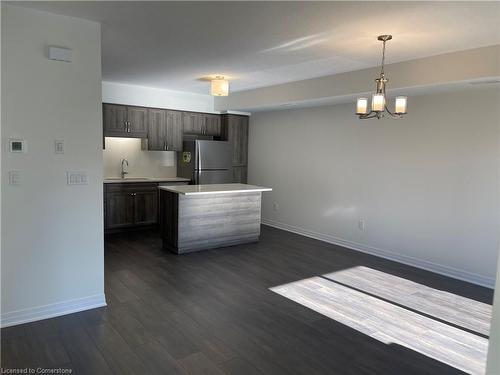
[1,293,107,328]
[262,219,495,289]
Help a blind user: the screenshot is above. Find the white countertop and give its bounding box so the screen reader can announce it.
[158,183,272,195]
[104,177,190,184]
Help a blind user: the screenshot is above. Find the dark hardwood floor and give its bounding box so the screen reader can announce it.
[1,225,493,374]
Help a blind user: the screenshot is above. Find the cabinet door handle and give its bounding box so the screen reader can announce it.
[127,121,131,133]
[124,120,127,130]
[164,141,167,150]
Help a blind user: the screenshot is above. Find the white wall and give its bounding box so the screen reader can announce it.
[1,5,105,326]
[103,81,215,113]
[103,138,176,178]
[249,88,500,287]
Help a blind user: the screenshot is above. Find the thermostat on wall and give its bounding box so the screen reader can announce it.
[9,139,26,153]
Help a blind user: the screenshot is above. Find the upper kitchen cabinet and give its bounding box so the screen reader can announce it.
[182,112,204,134]
[103,103,148,138]
[222,114,249,166]
[146,109,183,151]
[127,106,148,137]
[103,104,128,136]
[183,112,222,137]
[204,114,222,136]
[166,110,183,151]
[147,108,168,150]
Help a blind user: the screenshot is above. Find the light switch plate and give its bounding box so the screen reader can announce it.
[67,171,88,185]
[55,140,65,154]
[9,170,21,185]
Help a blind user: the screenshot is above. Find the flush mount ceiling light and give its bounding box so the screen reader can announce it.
[356,35,407,119]
[210,76,230,96]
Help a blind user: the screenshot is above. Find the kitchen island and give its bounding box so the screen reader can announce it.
[159,183,272,254]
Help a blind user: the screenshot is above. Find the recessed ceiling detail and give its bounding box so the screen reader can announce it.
[15,1,500,94]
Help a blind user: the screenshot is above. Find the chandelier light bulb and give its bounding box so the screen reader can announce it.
[356,98,368,115]
[395,96,407,115]
[371,94,385,112]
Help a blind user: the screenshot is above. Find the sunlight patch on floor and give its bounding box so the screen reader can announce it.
[324,266,492,336]
[270,268,490,375]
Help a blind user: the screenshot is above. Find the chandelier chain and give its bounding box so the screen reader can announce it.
[380,40,386,76]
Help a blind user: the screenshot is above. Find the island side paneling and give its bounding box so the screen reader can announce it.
[160,190,262,253]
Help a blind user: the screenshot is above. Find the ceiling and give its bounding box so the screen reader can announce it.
[13,1,500,95]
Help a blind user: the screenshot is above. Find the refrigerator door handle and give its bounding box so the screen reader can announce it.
[197,143,202,172]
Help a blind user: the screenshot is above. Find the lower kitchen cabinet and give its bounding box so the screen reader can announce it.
[104,181,188,232]
[134,191,158,225]
[106,191,135,229]
[105,183,158,231]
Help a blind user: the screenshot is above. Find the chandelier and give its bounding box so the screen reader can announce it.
[356,35,407,119]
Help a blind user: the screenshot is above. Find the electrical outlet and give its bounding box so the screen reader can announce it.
[273,201,279,212]
[358,219,366,232]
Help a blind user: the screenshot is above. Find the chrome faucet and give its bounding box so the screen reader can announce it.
[121,159,129,179]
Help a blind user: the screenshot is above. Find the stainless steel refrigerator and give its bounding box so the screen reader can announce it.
[177,140,232,184]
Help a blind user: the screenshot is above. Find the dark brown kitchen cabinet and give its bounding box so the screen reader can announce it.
[222,114,249,183]
[146,109,168,151]
[182,112,222,137]
[104,181,189,232]
[103,103,148,138]
[103,104,128,136]
[105,183,158,231]
[182,112,204,134]
[127,106,148,137]
[145,109,183,151]
[105,191,135,229]
[166,110,183,151]
[222,114,249,166]
[134,191,158,225]
[232,166,248,184]
[204,114,222,136]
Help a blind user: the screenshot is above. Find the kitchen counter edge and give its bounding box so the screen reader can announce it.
[158,183,272,195]
[104,177,190,184]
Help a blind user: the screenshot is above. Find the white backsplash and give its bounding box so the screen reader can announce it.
[103,137,177,178]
